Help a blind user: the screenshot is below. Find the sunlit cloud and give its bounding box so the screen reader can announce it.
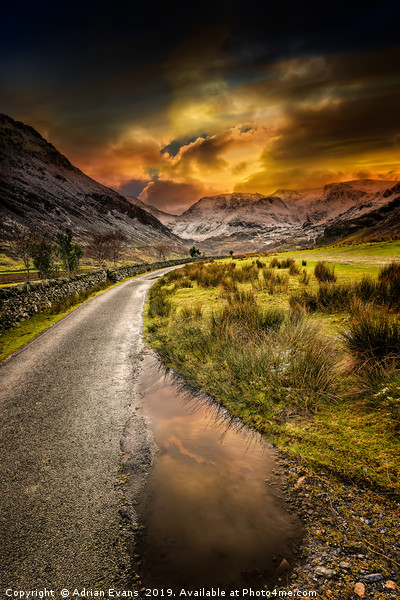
[139,178,215,214]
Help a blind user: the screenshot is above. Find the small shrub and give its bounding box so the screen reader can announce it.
[314,261,336,282]
[302,260,307,266]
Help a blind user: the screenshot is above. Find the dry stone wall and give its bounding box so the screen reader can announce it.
[0,257,196,334]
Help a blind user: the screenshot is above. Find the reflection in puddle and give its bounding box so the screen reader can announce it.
[135,352,302,591]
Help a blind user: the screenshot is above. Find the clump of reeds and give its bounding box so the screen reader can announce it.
[342,306,400,371]
[178,302,203,321]
[299,269,310,285]
[314,261,337,282]
[289,261,300,275]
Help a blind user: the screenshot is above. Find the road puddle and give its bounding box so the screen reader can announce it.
[134,352,302,591]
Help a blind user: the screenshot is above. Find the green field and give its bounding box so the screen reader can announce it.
[144,241,400,498]
[143,241,400,591]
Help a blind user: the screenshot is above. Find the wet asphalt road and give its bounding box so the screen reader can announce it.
[0,267,175,594]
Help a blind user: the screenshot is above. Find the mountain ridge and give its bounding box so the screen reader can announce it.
[131,180,400,251]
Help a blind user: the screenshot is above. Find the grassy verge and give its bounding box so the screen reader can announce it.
[144,252,400,499]
[144,249,400,593]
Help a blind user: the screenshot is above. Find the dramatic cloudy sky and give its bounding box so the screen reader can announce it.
[1,1,400,212]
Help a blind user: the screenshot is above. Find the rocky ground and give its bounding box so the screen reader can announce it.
[272,458,399,599]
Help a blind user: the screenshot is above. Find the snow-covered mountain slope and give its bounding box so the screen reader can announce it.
[130,181,399,252]
[319,183,400,243]
[0,114,184,251]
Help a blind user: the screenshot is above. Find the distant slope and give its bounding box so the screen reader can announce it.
[141,181,399,252]
[0,114,185,253]
[125,196,178,228]
[318,182,400,244]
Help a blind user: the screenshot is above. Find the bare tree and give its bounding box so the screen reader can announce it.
[155,244,169,260]
[86,230,126,266]
[86,233,112,266]
[108,230,126,265]
[12,228,34,280]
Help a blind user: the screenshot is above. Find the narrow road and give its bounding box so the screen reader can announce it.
[0,267,175,593]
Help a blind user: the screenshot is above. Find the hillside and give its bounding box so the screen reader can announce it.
[319,183,400,244]
[0,114,185,255]
[125,196,178,229]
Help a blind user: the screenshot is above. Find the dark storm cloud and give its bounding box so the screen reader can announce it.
[115,179,149,198]
[1,1,400,198]
[268,88,400,161]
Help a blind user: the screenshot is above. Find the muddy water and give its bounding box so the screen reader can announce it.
[134,352,302,591]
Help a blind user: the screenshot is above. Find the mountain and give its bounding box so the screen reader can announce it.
[125,196,179,229]
[319,183,400,244]
[131,180,400,253]
[0,114,186,256]
[3,113,397,257]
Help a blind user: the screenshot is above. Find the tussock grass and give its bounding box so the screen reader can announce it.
[269,257,296,269]
[147,281,173,318]
[288,262,300,275]
[342,307,400,371]
[314,261,337,282]
[290,261,400,313]
[299,269,310,285]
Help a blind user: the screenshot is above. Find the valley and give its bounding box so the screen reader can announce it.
[1,114,400,263]
[1,112,400,598]
[130,181,400,254]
